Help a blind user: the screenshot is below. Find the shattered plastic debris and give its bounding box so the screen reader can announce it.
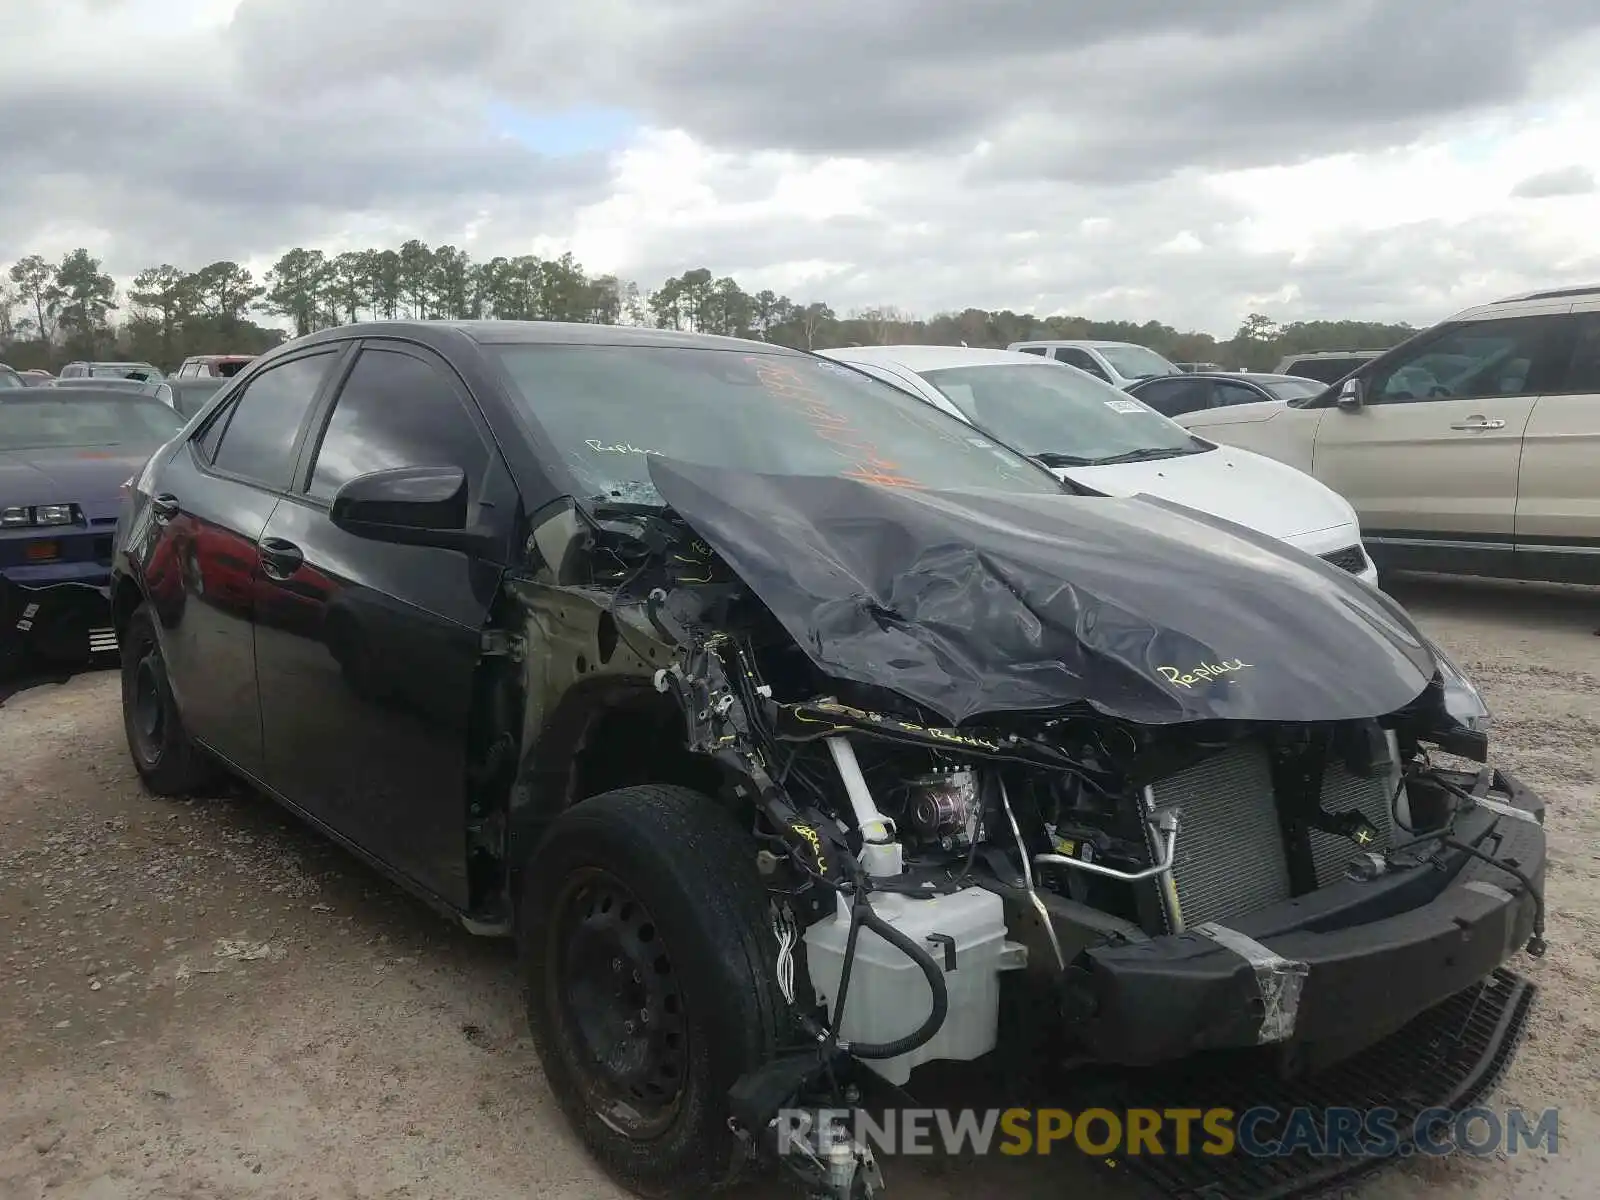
[212,939,286,962]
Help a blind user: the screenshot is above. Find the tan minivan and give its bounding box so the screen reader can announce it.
[1175,285,1600,584]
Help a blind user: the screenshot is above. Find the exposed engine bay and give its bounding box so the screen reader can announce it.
[507,458,1549,1200]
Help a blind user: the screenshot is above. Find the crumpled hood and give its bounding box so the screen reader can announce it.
[647,458,1436,726]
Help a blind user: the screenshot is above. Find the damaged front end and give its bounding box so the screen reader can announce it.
[1,576,118,674]
[501,458,1547,1200]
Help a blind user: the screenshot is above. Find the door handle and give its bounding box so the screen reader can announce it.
[1449,417,1506,430]
[151,493,180,522]
[258,537,304,580]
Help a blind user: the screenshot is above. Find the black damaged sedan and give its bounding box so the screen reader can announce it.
[109,322,1547,1200]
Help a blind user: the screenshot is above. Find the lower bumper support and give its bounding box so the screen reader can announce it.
[1096,967,1538,1200]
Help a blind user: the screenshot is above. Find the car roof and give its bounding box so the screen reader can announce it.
[1154,372,1320,385]
[1010,339,1150,350]
[289,319,806,355]
[1279,350,1383,359]
[821,344,1060,371]
[3,385,166,403]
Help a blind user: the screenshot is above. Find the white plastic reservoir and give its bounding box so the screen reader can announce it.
[803,886,1023,1086]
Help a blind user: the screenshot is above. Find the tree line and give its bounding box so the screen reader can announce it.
[0,243,1420,374]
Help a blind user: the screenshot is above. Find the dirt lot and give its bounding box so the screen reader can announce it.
[2,573,1596,1200]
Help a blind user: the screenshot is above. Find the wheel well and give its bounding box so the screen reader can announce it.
[506,680,725,907]
[112,576,144,636]
[570,693,721,801]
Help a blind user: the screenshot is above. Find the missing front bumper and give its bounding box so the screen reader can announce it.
[1,577,116,666]
[1093,966,1538,1200]
[1068,770,1546,1068]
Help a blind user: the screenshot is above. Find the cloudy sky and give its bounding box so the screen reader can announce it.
[3,0,1599,335]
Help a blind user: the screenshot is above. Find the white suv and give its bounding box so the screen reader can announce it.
[1173,284,1600,584]
[1005,339,1184,389]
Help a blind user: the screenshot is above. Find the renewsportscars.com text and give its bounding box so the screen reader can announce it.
[776,1105,1561,1159]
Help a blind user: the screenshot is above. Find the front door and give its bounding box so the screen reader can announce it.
[253,341,509,908]
[1311,312,1573,567]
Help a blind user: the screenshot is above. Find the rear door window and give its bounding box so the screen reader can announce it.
[1134,377,1210,417]
[1213,380,1268,407]
[1556,312,1600,393]
[1053,348,1112,381]
[208,352,339,489]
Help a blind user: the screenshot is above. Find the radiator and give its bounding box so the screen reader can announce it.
[1145,737,1399,930]
[1309,753,1401,887]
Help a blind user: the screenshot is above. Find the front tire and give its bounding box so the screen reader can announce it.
[120,601,217,795]
[519,784,785,1198]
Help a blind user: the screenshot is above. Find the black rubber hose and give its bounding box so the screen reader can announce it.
[835,892,951,1061]
[1390,822,1548,958]
[1441,835,1548,957]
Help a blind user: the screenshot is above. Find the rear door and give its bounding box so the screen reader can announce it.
[1310,310,1573,571]
[1131,376,1214,417]
[1514,307,1600,582]
[252,339,514,907]
[147,347,345,778]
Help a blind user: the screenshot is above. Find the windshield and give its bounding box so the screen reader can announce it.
[916,362,1203,466]
[1096,344,1180,379]
[0,370,22,389]
[491,345,1066,504]
[1286,356,1371,384]
[1263,378,1325,401]
[0,395,184,451]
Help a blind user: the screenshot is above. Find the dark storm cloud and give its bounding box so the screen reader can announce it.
[228,0,1599,180]
[1511,164,1597,198]
[0,61,609,273]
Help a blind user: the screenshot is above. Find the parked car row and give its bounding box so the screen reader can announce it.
[1005,338,1186,388]
[817,344,1377,585]
[97,317,1546,1200]
[1176,284,1600,585]
[1127,370,1326,416]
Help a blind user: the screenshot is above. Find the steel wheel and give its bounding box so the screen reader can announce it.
[547,867,688,1140]
[131,650,166,766]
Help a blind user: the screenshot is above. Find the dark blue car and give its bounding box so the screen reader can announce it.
[1,387,185,670]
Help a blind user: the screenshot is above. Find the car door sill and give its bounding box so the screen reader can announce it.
[190,737,512,937]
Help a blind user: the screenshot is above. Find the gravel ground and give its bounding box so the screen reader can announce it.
[1,573,1595,1200]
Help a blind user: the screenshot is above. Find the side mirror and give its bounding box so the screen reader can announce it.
[330,465,497,556]
[1335,378,1365,410]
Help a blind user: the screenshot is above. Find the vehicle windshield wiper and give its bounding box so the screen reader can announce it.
[1082,444,1204,466]
[1029,451,1099,467]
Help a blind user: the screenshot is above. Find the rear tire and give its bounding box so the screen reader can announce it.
[120,601,218,795]
[519,784,784,1198]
